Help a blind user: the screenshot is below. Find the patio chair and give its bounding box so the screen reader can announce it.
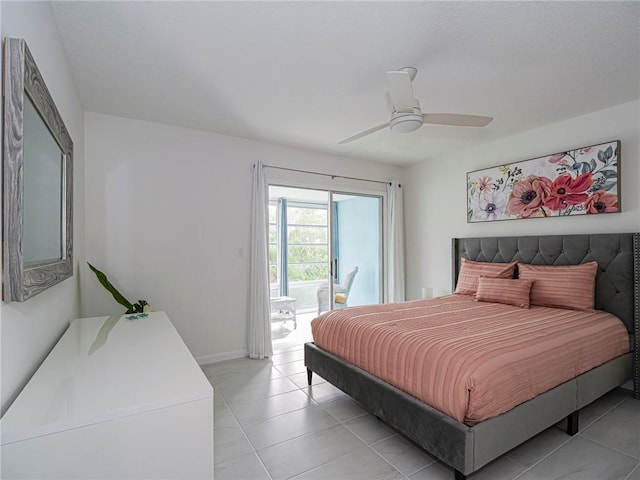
[316,266,359,315]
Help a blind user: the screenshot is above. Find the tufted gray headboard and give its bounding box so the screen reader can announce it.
[452,233,638,332]
[452,233,639,398]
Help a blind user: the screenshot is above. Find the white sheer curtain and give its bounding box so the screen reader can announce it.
[387,181,405,302]
[247,161,272,359]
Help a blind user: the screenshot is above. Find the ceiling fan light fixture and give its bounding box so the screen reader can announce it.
[390,110,423,133]
[338,67,494,144]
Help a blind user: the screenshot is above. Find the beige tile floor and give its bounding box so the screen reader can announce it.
[202,320,640,480]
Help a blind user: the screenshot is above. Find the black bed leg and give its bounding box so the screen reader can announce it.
[567,410,579,436]
[454,469,467,480]
[307,368,313,386]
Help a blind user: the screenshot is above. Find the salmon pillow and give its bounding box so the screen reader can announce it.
[476,277,533,308]
[517,261,598,311]
[454,258,517,296]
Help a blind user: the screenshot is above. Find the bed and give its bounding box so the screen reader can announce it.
[304,233,639,479]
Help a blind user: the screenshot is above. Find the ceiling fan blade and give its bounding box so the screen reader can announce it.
[386,70,416,112]
[338,122,390,144]
[422,113,493,127]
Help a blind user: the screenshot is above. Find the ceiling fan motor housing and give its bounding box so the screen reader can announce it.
[390,107,423,133]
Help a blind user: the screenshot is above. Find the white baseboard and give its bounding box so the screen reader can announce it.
[196,350,247,366]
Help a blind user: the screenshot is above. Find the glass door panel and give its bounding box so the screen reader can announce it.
[329,192,382,309]
[268,186,330,315]
[268,185,383,329]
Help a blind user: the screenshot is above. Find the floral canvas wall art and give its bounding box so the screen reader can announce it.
[467,140,620,223]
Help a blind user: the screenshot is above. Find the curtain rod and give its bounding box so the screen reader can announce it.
[263,164,396,187]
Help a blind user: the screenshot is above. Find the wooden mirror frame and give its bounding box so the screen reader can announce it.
[3,38,73,302]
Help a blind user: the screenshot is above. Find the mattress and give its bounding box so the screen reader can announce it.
[311,295,629,425]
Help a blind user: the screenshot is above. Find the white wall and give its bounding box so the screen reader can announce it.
[83,112,401,363]
[1,2,85,413]
[403,100,640,301]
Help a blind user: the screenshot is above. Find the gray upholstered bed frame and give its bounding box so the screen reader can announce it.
[304,232,639,479]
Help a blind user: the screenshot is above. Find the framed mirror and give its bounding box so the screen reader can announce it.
[3,38,73,302]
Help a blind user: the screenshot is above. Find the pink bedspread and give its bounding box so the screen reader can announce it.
[311,295,629,425]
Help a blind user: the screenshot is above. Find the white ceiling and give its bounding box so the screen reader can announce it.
[51,1,640,166]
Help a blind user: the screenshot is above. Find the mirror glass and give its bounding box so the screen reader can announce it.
[23,95,64,267]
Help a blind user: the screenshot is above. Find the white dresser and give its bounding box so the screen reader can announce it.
[1,311,214,479]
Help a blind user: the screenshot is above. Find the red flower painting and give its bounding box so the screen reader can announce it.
[467,141,619,222]
[585,190,618,214]
[506,175,552,218]
[544,173,594,211]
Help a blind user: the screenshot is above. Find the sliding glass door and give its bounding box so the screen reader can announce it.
[328,192,382,312]
[268,187,329,311]
[268,185,382,346]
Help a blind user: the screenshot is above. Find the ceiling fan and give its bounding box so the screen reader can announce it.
[339,67,493,145]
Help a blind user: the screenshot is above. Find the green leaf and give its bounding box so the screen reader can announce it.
[598,151,606,163]
[601,181,617,192]
[581,162,591,174]
[604,146,613,160]
[599,169,617,179]
[87,262,134,313]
